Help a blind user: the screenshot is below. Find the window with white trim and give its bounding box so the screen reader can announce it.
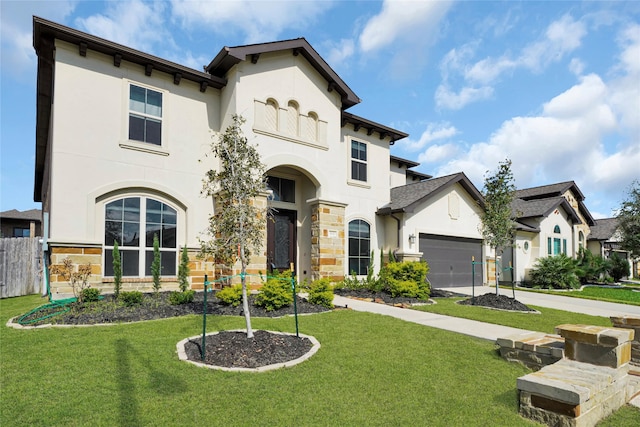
[348,219,370,275]
[129,85,162,145]
[104,197,177,277]
[351,140,367,182]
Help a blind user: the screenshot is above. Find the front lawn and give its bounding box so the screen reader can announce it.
[413,298,612,334]
[0,295,538,426]
[539,286,640,306]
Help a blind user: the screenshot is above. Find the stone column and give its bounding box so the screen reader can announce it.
[309,199,346,282]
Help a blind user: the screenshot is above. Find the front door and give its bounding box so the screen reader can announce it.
[267,209,296,273]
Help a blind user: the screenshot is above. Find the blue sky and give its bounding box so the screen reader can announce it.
[1,0,639,219]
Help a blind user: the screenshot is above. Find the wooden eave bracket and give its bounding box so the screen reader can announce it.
[79,42,87,57]
[114,53,122,67]
[174,73,182,85]
[145,64,153,76]
[328,81,336,93]
[250,53,260,64]
[199,81,208,92]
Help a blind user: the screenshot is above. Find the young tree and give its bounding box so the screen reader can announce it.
[112,241,122,299]
[617,180,640,258]
[200,114,268,339]
[151,234,161,294]
[178,246,190,292]
[481,159,517,295]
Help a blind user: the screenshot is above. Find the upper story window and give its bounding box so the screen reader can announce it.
[306,112,318,141]
[129,85,162,145]
[104,196,177,277]
[348,219,370,275]
[578,231,585,249]
[553,225,561,233]
[351,141,367,182]
[267,176,295,203]
[265,99,279,132]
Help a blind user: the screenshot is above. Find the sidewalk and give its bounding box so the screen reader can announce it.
[450,286,640,318]
[332,295,532,342]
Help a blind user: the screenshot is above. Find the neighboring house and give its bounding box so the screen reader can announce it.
[0,209,42,238]
[505,182,595,285]
[32,17,487,296]
[588,218,637,278]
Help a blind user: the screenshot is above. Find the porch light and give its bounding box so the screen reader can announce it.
[408,234,416,244]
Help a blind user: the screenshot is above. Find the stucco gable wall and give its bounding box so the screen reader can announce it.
[48,40,218,246]
[401,183,483,253]
[538,205,575,256]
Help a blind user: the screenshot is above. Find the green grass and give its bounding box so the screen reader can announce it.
[537,286,640,306]
[414,298,612,334]
[1,295,637,426]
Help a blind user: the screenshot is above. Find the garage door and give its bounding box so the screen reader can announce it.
[419,234,482,288]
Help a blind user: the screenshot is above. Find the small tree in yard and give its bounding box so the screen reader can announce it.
[178,246,190,292]
[151,234,161,294]
[617,180,640,259]
[481,159,517,295]
[112,241,122,299]
[200,114,268,339]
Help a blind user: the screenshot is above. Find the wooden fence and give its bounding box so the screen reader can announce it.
[0,237,43,298]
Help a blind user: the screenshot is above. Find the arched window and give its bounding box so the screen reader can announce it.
[306,112,318,141]
[578,231,585,249]
[104,197,177,277]
[553,225,561,233]
[287,101,299,136]
[265,99,278,131]
[348,219,370,275]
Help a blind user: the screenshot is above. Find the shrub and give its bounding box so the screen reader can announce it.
[120,291,143,307]
[216,284,243,306]
[178,246,190,292]
[609,253,631,281]
[307,278,334,308]
[50,258,93,302]
[112,242,122,299]
[379,261,430,299]
[530,254,581,289]
[151,234,161,294]
[255,277,293,311]
[576,248,610,284]
[169,290,195,305]
[81,287,101,303]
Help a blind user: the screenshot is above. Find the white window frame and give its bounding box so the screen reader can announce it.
[103,196,178,278]
[350,139,368,183]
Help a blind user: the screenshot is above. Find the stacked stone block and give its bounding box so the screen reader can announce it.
[496,331,564,370]
[517,324,634,427]
[310,201,345,281]
[610,316,640,371]
[49,246,103,295]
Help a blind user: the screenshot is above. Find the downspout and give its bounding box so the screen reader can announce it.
[41,212,50,300]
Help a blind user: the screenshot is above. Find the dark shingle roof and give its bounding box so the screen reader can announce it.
[512,197,581,224]
[588,218,618,241]
[515,181,582,200]
[377,172,484,214]
[0,209,42,221]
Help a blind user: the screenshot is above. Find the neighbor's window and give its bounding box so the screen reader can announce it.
[348,219,370,275]
[104,197,177,277]
[267,176,295,203]
[129,85,162,145]
[351,140,367,182]
[13,227,30,237]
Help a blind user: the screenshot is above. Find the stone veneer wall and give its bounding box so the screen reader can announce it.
[310,200,345,281]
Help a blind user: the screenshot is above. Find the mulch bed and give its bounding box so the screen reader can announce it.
[457,292,535,312]
[183,330,313,369]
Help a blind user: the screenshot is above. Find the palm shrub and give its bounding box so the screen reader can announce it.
[576,248,610,284]
[530,254,581,289]
[379,261,430,300]
[610,253,631,281]
[307,278,334,308]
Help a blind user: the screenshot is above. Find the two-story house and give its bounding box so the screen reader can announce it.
[33,17,487,297]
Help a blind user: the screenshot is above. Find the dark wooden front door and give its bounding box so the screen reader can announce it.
[267,210,296,272]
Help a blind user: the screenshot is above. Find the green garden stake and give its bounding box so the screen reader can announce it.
[471,256,475,305]
[291,267,299,337]
[201,274,208,361]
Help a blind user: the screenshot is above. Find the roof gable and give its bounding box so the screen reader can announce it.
[515,181,584,201]
[512,196,581,224]
[378,172,484,215]
[206,38,361,109]
[588,218,619,241]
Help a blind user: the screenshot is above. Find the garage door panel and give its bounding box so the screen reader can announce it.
[419,234,482,288]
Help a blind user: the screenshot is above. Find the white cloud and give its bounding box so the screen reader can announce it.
[418,143,459,163]
[326,39,356,69]
[568,58,585,76]
[359,0,452,53]
[170,0,334,44]
[0,1,77,79]
[401,122,459,151]
[437,14,588,110]
[434,84,493,110]
[75,0,171,54]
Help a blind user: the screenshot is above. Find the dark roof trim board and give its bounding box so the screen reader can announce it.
[206,38,361,109]
[377,172,484,215]
[342,112,408,143]
[390,155,419,168]
[407,170,433,181]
